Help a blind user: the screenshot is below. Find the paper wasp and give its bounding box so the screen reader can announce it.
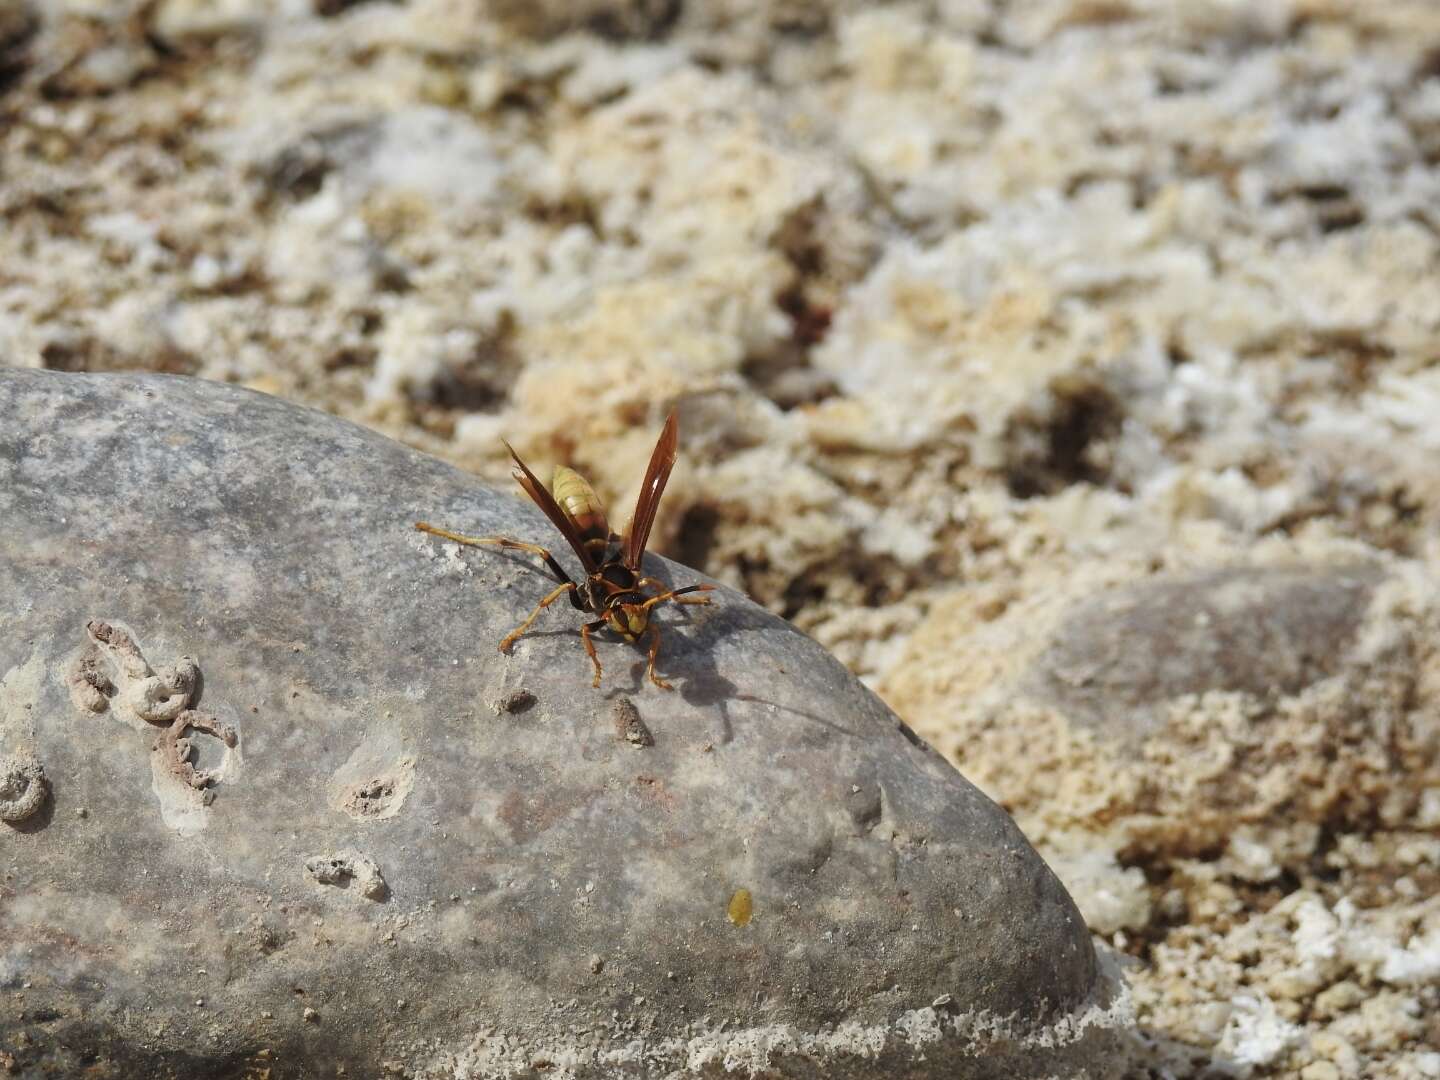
[416,412,714,689]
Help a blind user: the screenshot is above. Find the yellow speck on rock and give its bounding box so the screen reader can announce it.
[727,888,753,926]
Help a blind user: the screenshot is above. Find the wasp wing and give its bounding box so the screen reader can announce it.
[504,440,600,574]
[623,411,679,571]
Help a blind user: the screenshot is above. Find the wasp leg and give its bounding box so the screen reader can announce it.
[640,583,716,612]
[636,576,712,604]
[581,620,605,688]
[645,624,673,691]
[416,523,574,587]
[498,582,577,653]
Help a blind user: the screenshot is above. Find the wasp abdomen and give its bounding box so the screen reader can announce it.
[551,466,610,542]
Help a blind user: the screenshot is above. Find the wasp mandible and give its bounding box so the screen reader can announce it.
[417,412,714,689]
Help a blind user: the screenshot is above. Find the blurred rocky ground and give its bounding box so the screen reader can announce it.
[1,1,1437,1076]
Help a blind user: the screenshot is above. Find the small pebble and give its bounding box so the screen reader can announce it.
[500,688,536,714]
[612,699,653,747]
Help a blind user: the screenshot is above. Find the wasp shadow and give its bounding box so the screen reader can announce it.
[609,591,865,745]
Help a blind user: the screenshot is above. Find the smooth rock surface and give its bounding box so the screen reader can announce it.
[0,371,1126,1078]
[1031,564,1386,742]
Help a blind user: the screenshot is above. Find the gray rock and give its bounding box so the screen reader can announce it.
[1033,564,1384,742]
[0,371,1129,1078]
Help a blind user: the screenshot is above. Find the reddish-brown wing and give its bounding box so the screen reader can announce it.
[504,441,599,574]
[623,411,679,571]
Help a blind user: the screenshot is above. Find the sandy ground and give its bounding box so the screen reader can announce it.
[2,1,1438,1076]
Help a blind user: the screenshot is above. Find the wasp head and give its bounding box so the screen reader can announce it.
[605,603,649,642]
